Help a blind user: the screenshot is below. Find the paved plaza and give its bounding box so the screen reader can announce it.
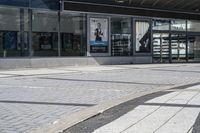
[0,64,200,133]
[92,85,200,133]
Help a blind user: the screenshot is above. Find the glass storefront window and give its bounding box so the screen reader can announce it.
[136,21,151,53]
[60,13,86,56]
[188,35,200,61]
[0,7,29,57]
[187,20,200,32]
[111,17,132,56]
[171,20,186,31]
[32,11,58,56]
[171,34,187,62]
[153,33,170,63]
[152,19,170,31]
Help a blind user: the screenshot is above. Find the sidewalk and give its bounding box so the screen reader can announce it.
[0,64,200,133]
[92,85,200,133]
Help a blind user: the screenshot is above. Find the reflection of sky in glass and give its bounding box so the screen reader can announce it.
[0,0,29,7]
[31,0,59,10]
[0,0,59,10]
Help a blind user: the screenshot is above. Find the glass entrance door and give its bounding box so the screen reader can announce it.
[171,34,187,62]
[188,35,200,62]
[153,33,170,63]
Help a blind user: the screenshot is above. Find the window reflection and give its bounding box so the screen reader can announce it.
[111,17,132,56]
[0,7,28,57]
[171,34,187,62]
[31,0,60,10]
[188,35,200,61]
[171,20,186,31]
[153,19,170,31]
[32,11,58,56]
[187,20,200,32]
[60,13,86,56]
[0,0,29,7]
[153,33,170,63]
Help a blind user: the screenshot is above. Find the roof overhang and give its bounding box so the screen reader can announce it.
[64,0,200,20]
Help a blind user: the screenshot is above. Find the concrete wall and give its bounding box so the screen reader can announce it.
[0,56,152,69]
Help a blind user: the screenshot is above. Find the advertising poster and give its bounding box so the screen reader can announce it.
[90,17,108,53]
[136,21,151,53]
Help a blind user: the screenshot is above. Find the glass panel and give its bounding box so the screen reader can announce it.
[153,33,170,63]
[0,0,29,7]
[188,35,200,61]
[111,17,132,56]
[136,21,151,53]
[152,19,170,31]
[187,20,200,32]
[60,13,86,56]
[32,11,58,57]
[171,34,187,62]
[171,20,186,31]
[31,0,60,10]
[0,7,29,57]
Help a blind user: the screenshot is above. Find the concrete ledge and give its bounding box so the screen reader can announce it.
[0,58,31,69]
[0,56,153,69]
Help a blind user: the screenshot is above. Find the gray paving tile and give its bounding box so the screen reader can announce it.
[0,64,200,133]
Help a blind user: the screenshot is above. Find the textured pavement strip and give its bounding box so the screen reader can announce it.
[55,66,129,72]
[0,69,78,76]
[0,64,200,133]
[0,65,128,76]
[92,92,181,133]
[93,86,200,133]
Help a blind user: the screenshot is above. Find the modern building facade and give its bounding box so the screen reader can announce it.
[0,0,200,68]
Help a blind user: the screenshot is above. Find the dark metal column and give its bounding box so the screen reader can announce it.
[58,0,62,57]
[20,8,25,56]
[186,20,189,62]
[28,9,32,57]
[169,20,172,63]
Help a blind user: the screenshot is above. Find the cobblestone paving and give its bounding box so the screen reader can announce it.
[0,64,200,133]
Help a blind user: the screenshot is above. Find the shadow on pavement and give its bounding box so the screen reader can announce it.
[41,77,174,86]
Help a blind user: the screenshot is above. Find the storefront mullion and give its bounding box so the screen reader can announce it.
[186,20,189,62]
[28,9,33,57]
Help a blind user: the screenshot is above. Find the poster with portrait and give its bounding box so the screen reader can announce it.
[90,17,108,53]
